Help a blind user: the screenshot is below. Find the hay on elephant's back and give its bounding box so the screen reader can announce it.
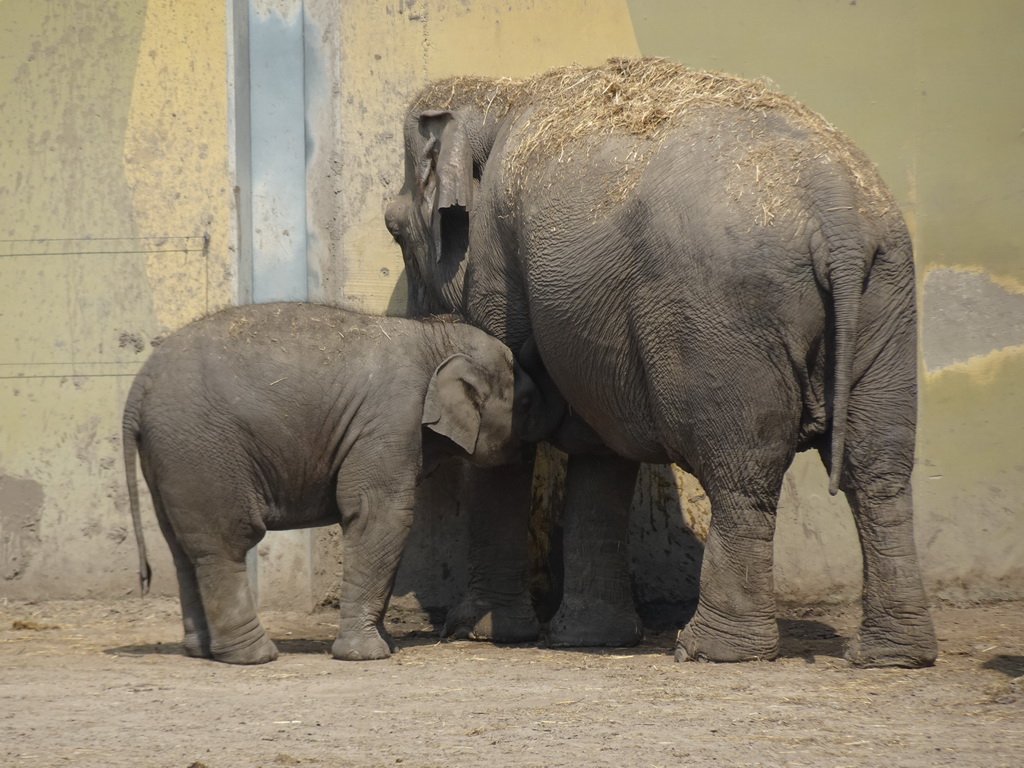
[417,58,892,221]
[413,75,524,118]
[513,58,890,216]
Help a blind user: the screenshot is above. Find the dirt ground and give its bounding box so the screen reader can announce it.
[1,597,1021,768]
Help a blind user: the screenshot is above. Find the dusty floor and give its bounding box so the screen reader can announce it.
[1,597,1021,768]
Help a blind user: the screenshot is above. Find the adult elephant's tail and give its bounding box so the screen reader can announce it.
[809,182,874,496]
[122,378,152,595]
[826,252,868,495]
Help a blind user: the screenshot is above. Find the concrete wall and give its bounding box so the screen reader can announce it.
[1,0,236,598]
[2,0,1020,611]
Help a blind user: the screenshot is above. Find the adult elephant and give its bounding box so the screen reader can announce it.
[385,57,937,667]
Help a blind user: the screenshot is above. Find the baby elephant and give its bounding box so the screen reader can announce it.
[123,303,545,664]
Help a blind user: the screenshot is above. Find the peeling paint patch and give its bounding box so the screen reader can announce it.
[117,332,146,354]
[0,474,45,580]
[922,267,1024,376]
[925,343,1024,386]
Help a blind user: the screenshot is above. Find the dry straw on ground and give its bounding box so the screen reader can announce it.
[415,58,892,222]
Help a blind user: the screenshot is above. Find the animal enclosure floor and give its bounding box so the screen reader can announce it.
[1,596,1021,767]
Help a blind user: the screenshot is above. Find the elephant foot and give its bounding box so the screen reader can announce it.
[211,630,279,665]
[442,594,540,643]
[332,627,394,661]
[546,599,642,648]
[182,632,212,659]
[180,612,213,658]
[675,615,779,663]
[845,614,937,668]
[377,622,399,653]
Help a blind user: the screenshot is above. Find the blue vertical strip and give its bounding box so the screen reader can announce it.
[248,2,308,303]
[302,7,325,300]
[231,0,253,304]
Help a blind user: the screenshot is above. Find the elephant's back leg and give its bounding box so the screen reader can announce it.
[664,344,804,662]
[142,438,278,665]
[144,476,211,658]
[830,247,937,667]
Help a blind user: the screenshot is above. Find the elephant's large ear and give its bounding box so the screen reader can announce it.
[417,110,474,263]
[422,353,483,454]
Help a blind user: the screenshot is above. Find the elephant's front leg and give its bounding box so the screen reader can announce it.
[443,462,541,642]
[333,485,415,661]
[547,453,643,647]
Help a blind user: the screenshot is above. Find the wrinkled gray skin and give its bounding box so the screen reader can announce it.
[123,303,547,664]
[385,65,938,666]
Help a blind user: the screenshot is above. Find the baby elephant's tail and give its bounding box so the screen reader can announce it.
[122,379,152,595]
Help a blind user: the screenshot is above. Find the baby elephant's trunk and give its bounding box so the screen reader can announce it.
[513,339,566,444]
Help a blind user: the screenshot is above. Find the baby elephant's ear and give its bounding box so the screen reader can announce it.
[422,354,483,454]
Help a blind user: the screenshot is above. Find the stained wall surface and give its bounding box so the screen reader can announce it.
[2,0,1020,611]
[1,0,236,599]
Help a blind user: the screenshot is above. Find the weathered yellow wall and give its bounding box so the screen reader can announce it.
[321,0,642,315]
[1,0,235,597]
[628,0,1024,602]
[4,0,1019,608]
